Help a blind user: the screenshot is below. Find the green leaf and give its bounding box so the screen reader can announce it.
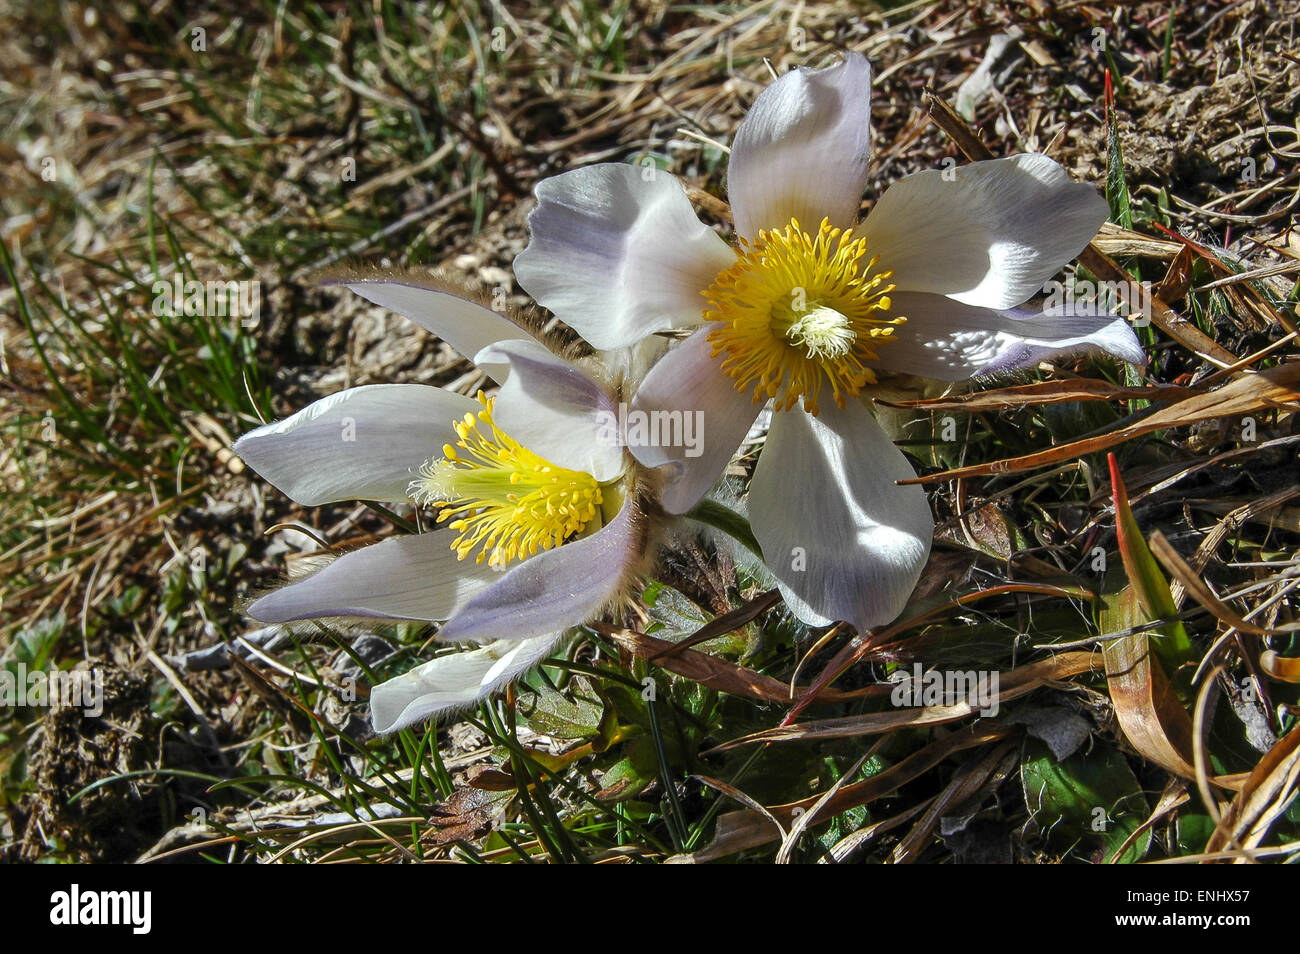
[645,582,710,633]
[645,581,751,655]
[598,736,660,801]
[1109,453,1193,669]
[517,678,603,741]
[1176,812,1215,854]
[9,615,66,672]
[1021,738,1151,863]
[1105,76,1133,229]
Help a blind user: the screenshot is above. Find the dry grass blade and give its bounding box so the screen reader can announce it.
[1192,666,1230,835]
[227,653,316,734]
[875,379,1200,412]
[1102,614,1245,791]
[1078,245,1241,368]
[1150,530,1300,636]
[1260,650,1300,684]
[594,622,856,704]
[900,362,1300,485]
[923,86,993,161]
[703,652,1101,753]
[1092,221,1183,260]
[784,582,1095,723]
[775,739,886,864]
[1106,779,1190,864]
[669,727,1010,863]
[690,775,787,842]
[889,740,1019,863]
[1205,724,1300,862]
[1165,484,1300,606]
[820,801,931,863]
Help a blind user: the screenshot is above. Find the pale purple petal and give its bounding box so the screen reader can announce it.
[514,163,734,349]
[371,632,563,734]
[727,52,872,241]
[476,339,625,482]
[248,529,496,624]
[436,497,641,643]
[748,401,932,631]
[235,385,480,506]
[328,277,523,381]
[628,328,763,514]
[861,153,1109,309]
[879,291,1146,381]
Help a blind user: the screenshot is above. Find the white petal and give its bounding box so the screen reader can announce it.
[327,277,523,381]
[861,153,1109,309]
[476,339,625,482]
[436,496,641,643]
[727,52,872,240]
[880,291,1146,381]
[612,333,672,384]
[370,633,563,734]
[247,529,495,624]
[748,401,932,630]
[628,328,762,514]
[234,385,480,506]
[514,163,734,349]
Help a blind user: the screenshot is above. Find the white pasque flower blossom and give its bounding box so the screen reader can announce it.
[234,272,653,734]
[513,51,1145,634]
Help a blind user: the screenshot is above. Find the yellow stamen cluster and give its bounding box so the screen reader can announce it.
[703,216,904,414]
[411,393,602,568]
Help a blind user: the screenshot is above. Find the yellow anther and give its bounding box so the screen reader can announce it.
[411,393,602,568]
[703,216,905,414]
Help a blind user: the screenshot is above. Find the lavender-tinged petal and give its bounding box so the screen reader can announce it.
[514,163,734,349]
[329,276,523,381]
[861,153,1109,309]
[627,328,762,514]
[748,401,932,631]
[247,530,495,624]
[436,497,641,643]
[880,291,1146,381]
[727,52,873,240]
[476,339,625,482]
[234,384,479,506]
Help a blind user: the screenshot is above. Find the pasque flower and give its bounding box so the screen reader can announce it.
[514,51,1144,633]
[234,273,655,733]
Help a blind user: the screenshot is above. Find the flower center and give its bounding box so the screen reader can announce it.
[702,216,904,414]
[410,393,603,568]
